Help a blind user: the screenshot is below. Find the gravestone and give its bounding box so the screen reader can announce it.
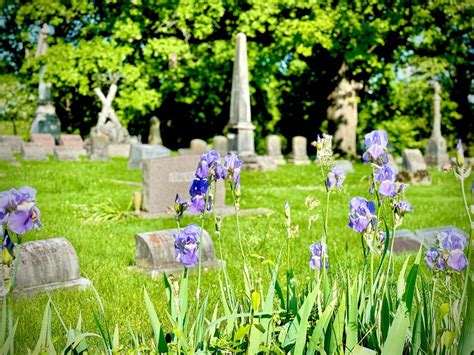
[226,33,258,169]
[60,134,84,151]
[0,143,14,161]
[288,136,310,165]
[393,229,421,253]
[88,134,109,161]
[256,156,277,170]
[415,226,468,248]
[134,228,222,276]
[0,135,23,153]
[0,238,91,296]
[30,133,55,154]
[148,116,162,145]
[178,139,208,156]
[402,149,427,172]
[266,135,285,165]
[425,82,450,168]
[335,159,354,173]
[54,146,80,161]
[142,155,225,214]
[108,143,130,158]
[128,144,171,170]
[388,154,397,167]
[213,136,228,156]
[21,143,47,161]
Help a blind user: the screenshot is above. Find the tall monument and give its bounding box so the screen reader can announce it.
[425,81,449,168]
[30,24,61,142]
[227,33,258,167]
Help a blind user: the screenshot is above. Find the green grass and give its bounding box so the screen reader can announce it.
[0,155,470,352]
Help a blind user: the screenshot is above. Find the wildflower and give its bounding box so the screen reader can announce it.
[374,164,397,183]
[0,187,41,235]
[362,130,388,163]
[313,134,334,166]
[378,180,398,198]
[425,247,445,271]
[455,139,464,168]
[224,152,243,187]
[189,179,208,214]
[1,231,15,266]
[309,241,329,269]
[437,229,467,251]
[174,224,200,268]
[447,249,468,271]
[173,194,188,219]
[326,166,345,190]
[348,197,376,233]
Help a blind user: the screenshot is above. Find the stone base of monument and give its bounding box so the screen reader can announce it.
[396,170,432,185]
[288,157,310,165]
[256,156,277,171]
[133,228,223,276]
[108,143,131,158]
[0,238,91,297]
[136,206,274,219]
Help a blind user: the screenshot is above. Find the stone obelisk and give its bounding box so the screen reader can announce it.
[425,81,449,168]
[30,24,61,142]
[227,33,258,168]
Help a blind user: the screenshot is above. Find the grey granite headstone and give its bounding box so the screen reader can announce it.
[108,143,130,158]
[0,238,90,296]
[60,134,85,151]
[190,139,207,154]
[0,143,14,161]
[213,135,228,156]
[393,229,421,253]
[256,156,277,171]
[21,142,48,161]
[0,135,24,153]
[128,144,171,170]
[31,133,55,154]
[266,135,285,165]
[402,149,427,172]
[415,226,468,248]
[335,159,354,173]
[88,134,109,161]
[134,228,222,276]
[288,136,310,165]
[54,146,80,161]
[142,155,225,214]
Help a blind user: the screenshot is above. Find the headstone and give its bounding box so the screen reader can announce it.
[30,24,61,142]
[402,149,427,172]
[30,133,55,154]
[388,154,397,167]
[425,82,450,168]
[335,159,354,173]
[108,143,130,158]
[54,146,80,161]
[128,144,171,170]
[88,134,109,161]
[288,136,310,165]
[0,143,14,161]
[213,135,228,156]
[266,135,285,165]
[60,134,84,151]
[142,155,225,214]
[393,229,421,253]
[415,226,468,248]
[256,156,277,170]
[0,238,91,296]
[0,135,24,153]
[190,139,208,154]
[21,142,47,161]
[134,228,222,276]
[148,116,162,145]
[226,33,258,169]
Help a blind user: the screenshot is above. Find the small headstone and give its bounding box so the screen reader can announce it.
[0,135,24,153]
[190,139,208,154]
[134,228,222,275]
[388,154,397,167]
[21,143,47,161]
[256,156,277,171]
[60,134,85,151]
[142,155,225,214]
[108,143,130,158]
[393,229,421,253]
[0,143,14,161]
[266,135,285,165]
[288,136,310,165]
[148,117,163,145]
[128,144,171,170]
[213,136,228,156]
[402,149,427,172]
[88,134,109,161]
[335,159,354,173]
[54,146,80,161]
[415,226,468,248]
[30,133,55,154]
[0,238,91,296]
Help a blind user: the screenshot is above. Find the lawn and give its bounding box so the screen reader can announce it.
[0,155,469,352]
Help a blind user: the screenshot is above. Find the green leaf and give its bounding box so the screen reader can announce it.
[233,324,250,342]
[144,288,168,353]
[381,303,409,355]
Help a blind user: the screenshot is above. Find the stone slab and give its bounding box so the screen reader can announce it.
[30,133,55,154]
[213,135,228,156]
[415,225,468,248]
[0,135,24,153]
[402,149,427,172]
[21,142,48,161]
[60,134,85,151]
[256,156,277,171]
[137,206,274,219]
[88,134,109,161]
[0,238,91,297]
[392,229,421,253]
[54,146,80,161]
[128,144,171,170]
[108,143,130,158]
[289,136,310,165]
[0,143,14,161]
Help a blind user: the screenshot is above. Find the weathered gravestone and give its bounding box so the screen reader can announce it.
[0,143,14,161]
[54,146,80,161]
[108,143,130,158]
[21,143,47,161]
[60,134,85,151]
[134,228,222,276]
[0,135,23,153]
[402,149,427,172]
[148,116,163,145]
[179,139,208,156]
[266,135,286,165]
[335,159,354,173]
[128,144,171,170]
[213,136,228,156]
[31,133,55,154]
[88,134,109,161]
[393,229,421,253]
[142,156,225,215]
[289,136,310,165]
[256,156,277,170]
[0,238,91,296]
[415,226,468,248]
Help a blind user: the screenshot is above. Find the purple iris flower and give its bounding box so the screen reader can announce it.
[379,180,398,198]
[195,160,209,179]
[174,224,200,268]
[189,179,208,197]
[437,229,467,251]
[224,152,243,187]
[189,196,205,214]
[362,130,388,162]
[309,241,329,269]
[374,164,397,182]
[348,197,376,233]
[447,249,467,271]
[326,166,345,190]
[425,247,445,270]
[202,150,220,167]
[0,187,41,235]
[456,139,463,155]
[394,200,413,216]
[215,163,228,180]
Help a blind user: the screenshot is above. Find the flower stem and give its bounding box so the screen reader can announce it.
[459,178,473,316]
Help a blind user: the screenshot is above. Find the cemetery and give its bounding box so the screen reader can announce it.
[0,2,472,354]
